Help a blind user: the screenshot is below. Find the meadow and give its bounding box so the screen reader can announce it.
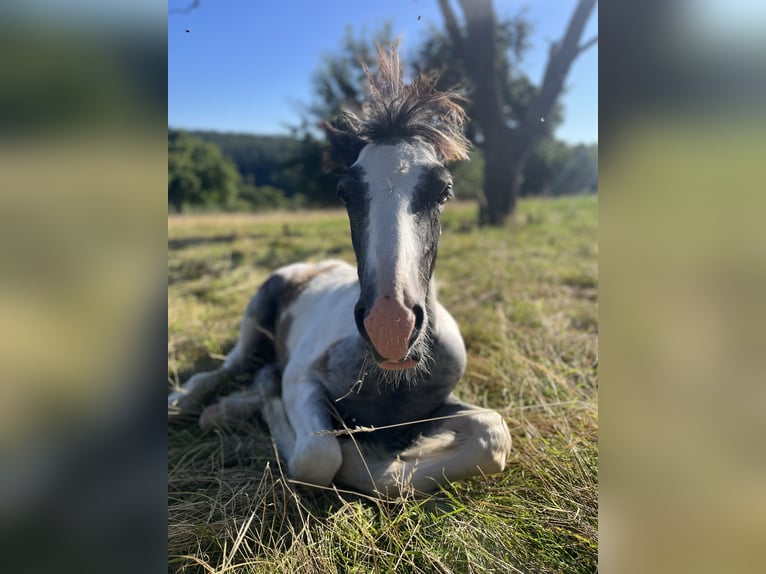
[168,196,598,573]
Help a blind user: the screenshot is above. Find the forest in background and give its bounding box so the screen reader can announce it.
[168,127,597,213]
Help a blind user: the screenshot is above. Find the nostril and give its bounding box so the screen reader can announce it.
[354,304,367,336]
[408,304,425,350]
[412,304,424,331]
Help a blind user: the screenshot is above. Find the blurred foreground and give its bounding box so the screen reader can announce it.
[600,2,766,573]
[0,3,167,573]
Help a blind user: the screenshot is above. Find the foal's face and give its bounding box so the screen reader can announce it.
[337,140,454,370]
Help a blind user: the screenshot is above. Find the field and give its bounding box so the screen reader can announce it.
[168,196,598,573]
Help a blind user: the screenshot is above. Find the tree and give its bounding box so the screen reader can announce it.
[168,130,241,211]
[436,0,597,225]
[278,134,338,207]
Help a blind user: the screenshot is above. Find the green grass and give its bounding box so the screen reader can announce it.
[168,196,598,573]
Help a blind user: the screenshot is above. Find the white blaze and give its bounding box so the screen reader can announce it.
[353,141,438,303]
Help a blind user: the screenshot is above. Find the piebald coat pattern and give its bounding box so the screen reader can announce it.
[168,45,512,496]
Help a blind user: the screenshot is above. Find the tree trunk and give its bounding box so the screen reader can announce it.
[479,129,532,226]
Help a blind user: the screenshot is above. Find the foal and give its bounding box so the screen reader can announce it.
[169,46,511,496]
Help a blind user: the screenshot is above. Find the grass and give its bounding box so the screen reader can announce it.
[168,195,598,573]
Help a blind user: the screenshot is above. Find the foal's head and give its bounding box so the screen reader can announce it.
[324,45,469,372]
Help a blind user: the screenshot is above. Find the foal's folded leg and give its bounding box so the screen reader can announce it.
[168,367,243,418]
[198,387,263,431]
[169,287,278,418]
[335,396,511,497]
[198,364,282,430]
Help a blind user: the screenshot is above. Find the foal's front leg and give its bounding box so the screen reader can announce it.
[263,368,343,487]
[197,364,282,431]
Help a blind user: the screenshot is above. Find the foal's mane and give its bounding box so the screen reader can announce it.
[325,42,470,166]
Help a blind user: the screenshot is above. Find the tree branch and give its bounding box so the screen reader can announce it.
[169,0,201,15]
[436,0,466,58]
[578,35,598,55]
[524,0,597,133]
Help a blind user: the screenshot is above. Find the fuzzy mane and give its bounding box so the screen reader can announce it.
[329,42,470,163]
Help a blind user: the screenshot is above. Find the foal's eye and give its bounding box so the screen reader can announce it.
[438,183,454,205]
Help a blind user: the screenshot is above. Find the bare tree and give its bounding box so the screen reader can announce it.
[437,0,597,226]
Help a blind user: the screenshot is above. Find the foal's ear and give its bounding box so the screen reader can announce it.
[322,121,366,172]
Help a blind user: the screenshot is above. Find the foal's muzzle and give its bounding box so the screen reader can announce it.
[354,300,425,368]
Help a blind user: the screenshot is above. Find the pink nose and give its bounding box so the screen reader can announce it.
[363,297,416,361]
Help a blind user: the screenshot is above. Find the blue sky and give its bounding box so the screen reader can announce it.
[168,0,597,144]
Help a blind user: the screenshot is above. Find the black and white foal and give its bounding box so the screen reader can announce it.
[169,47,511,496]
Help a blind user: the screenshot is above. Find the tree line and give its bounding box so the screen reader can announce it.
[168,128,596,213]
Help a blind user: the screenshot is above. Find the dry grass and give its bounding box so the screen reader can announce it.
[168,196,598,573]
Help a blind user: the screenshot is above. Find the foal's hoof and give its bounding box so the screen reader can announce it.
[168,388,198,418]
[168,369,232,418]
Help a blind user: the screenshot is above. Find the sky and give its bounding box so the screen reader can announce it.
[168,0,598,144]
